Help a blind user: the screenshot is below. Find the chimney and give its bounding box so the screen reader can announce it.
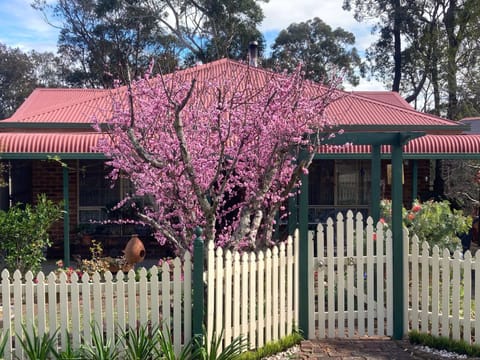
[248,41,258,67]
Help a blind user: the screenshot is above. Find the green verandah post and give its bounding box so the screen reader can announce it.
[392,136,404,339]
[63,165,70,267]
[192,227,205,347]
[298,149,310,338]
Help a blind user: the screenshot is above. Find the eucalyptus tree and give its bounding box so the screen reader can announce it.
[267,17,363,85]
[32,0,267,88]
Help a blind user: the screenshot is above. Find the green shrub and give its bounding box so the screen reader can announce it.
[0,194,63,274]
[380,199,471,253]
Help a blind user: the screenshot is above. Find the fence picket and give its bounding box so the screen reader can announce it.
[264,249,272,342]
[431,246,440,337]
[452,251,461,340]
[161,262,170,334]
[355,213,365,336]
[440,248,450,338]
[249,252,257,348]
[386,229,393,336]
[463,251,472,343]
[336,213,345,338]
[215,247,224,340]
[139,267,148,326]
[224,250,233,347]
[272,247,279,340]
[326,218,335,338]
[241,252,249,339]
[346,212,355,337]
[233,251,242,340]
[316,223,325,339]
[173,258,182,355]
[183,252,192,346]
[116,272,126,334]
[257,251,264,347]
[366,217,374,336]
[70,272,81,348]
[36,272,47,339]
[286,236,293,336]
[420,242,429,334]
[59,271,69,351]
[308,230,315,339]
[376,221,385,336]
[476,251,480,344]
[279,243,286,338]
[411,238,420,331]
[24,272,35,337]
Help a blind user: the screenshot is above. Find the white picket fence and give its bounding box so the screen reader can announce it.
[0,237,298,359]
[206,235,298,350]
[3,212,480,359]
[405,234,480,344]
[0,257,192,360]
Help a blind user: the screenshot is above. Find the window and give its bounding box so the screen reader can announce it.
[308,159,371,223]
[78,160,124,223]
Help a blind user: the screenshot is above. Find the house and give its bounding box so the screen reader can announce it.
[1,58,479,261]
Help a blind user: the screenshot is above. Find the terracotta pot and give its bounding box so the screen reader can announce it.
[123,234,146,264]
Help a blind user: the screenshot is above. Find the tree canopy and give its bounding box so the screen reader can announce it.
[33,0,267,87]
[94,64,341,254]
[343,0,480,119]
[268,17,363,85]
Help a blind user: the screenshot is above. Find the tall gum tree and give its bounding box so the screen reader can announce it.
[94,62,342,254]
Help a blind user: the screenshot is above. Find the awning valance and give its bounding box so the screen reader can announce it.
[317,134,480,158]
[0,132,107,159]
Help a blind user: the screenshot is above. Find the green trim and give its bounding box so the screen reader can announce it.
[288,195,297,236]
[63,166,70,267]
[321,131,425,146]
[412,160,418,200]
[0,122,95,129]
[0,153,108,160]
[298,149,309,339]
[315,153,480,160]
[391,138,405,339]
[371,145,381,223]
[333,124,467,132]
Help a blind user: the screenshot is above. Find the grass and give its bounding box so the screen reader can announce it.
[237,331,303,360]
[408,330,480,357]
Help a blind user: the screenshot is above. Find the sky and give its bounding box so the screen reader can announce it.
[0,0,384,91]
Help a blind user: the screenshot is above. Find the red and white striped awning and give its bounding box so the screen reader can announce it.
[318,134,480,155]
[0,132,105,154]
[0,132,479,157]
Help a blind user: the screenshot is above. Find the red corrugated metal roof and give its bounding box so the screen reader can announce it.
[0,59,464,131]
[352,91,412,109]
[0,132,106,153]
[318,134,480,154]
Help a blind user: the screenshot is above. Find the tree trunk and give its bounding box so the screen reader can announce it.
[392,0,402,92]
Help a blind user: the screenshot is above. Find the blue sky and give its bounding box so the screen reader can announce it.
[0,0,383,90]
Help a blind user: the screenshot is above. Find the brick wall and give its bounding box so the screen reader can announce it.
[32,160,78,250]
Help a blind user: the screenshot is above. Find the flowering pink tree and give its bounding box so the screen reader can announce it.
[95,62,341,254]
